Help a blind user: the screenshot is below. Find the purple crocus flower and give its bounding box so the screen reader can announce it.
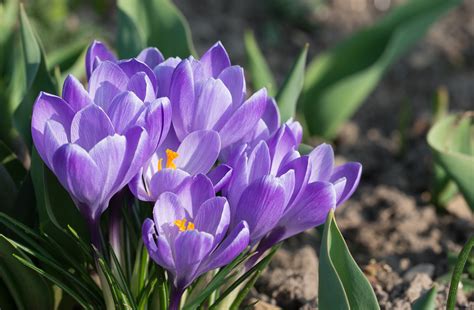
[223,121,362,246]
[31,53,171,242]
[142,174,250,309]
[86,40,164,80]
[129,128,222,201]
[166,42,273,151]
[130,42,276,201]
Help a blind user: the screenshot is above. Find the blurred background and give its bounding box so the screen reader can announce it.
[6,0,474,308]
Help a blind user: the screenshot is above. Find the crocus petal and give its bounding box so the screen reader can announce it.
[52,144,102,220]
[119,126,151,186]
[128,170,151,201]
[88,61,128,102]
[88,134,126,203]
[224,151,250,210]
[137,47,164,69]
[278,169,295,208]
[107,91,144,134]
[218,88,268,148]
[268,125,298,175]
[200,41,231,78]
[308,143,334,182]
[247,141,271,184]
[31,92,74,165]
[148,169,190,201]
[127,72,156,103]
[143,219,175,270]
[85,40,116,79]
[262,97,281,136]
[207,164,232,192]
[173,230,214,289]
[170,59,195,140]
[139,97,172,148]
[234,175,286,242]
[92,82,123,113]
[193,78,232,130]
[70,104,115,151]
[333,177,347,205]
[43,120,68,168]
[176,174,214,218]
[329,162,362,206]
[286,119,303,145]
[278,181,336,241]
[194,197,230,247]
[153,192,188,230]
[279,156,311,205]
[218,66,245,108]
[175,130,221,175]
[62,75,93,112]
[154,57,181,98]
[202,221,249,272]
[117,58,158,95]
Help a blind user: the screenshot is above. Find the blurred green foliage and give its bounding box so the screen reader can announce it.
[428,113,474,211]
[300,0,462,139]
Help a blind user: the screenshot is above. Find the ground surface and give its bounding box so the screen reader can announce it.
[175,0,474,308]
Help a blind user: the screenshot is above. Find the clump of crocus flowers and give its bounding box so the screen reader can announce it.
[32,40,361,309]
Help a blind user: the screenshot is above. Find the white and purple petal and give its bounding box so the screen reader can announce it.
[218,88,268,148]
[200,41,231,78]
[85,40,116,79]
[62,75,93,112]
[137,47,164,69]
[329,162,362,206]
[175,130,221,175]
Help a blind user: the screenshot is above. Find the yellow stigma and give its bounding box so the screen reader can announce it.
[174,218,195,232]
[157,149,179,171]
[165,149,179,169]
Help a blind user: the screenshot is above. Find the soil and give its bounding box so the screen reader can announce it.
[173,0,474,308]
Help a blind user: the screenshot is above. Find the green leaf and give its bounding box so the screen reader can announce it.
[0,165,17,212]
[131,242,149,298]
[182,251,249,310]
[244,31,276,96]
[0,214,102,305]
[276,44,308,122]
[46,38,89,73]
[0,235,54,310]
[97,255,135,309]
[15,5,56,145]
[117,0,196,58]
[109,245,136,308]
[412,285,437,310]
[301,0,462,139]
[447,236,474,310]
[0,278,16,310]
[319,210,379,310]
[0,0,18,78]
[0,0,18,46]
[0,140,27,188]
[30,148,90,259]
[210,245,280,310]
[3,235,101,306]
[427,113,474,210]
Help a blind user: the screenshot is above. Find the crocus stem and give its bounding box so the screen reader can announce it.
[169,286,184,310]
[88,217,102,252]
[109,197,123,267]
[87,217,115,310]
[447,235,474,310]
